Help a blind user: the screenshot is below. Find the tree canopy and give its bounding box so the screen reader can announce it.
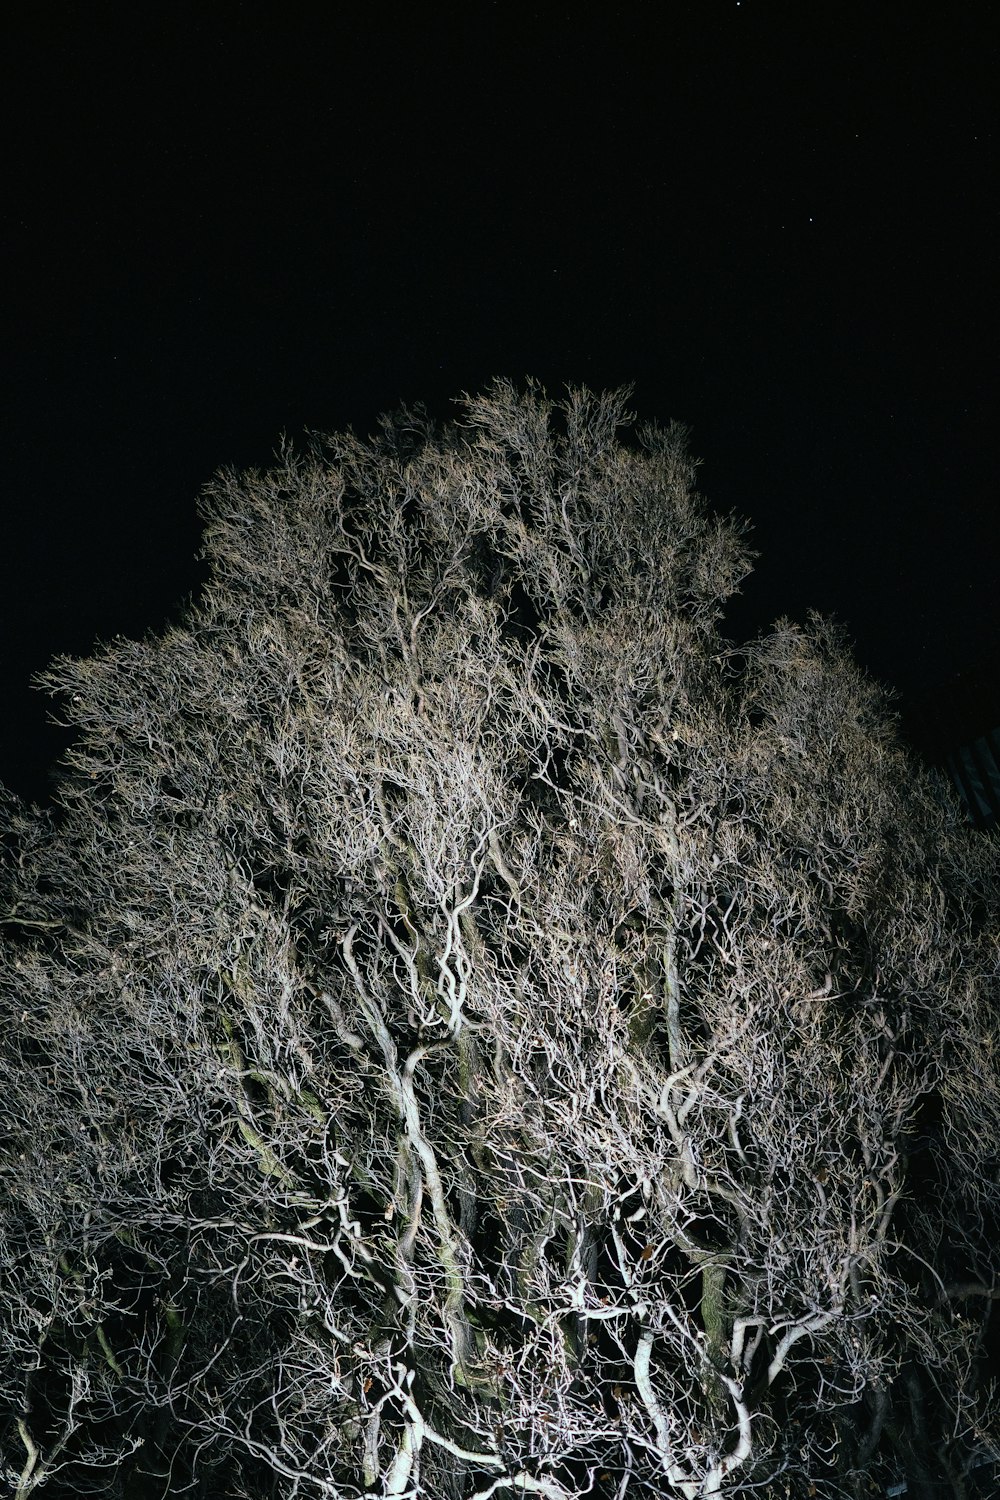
[2,381,998,1498]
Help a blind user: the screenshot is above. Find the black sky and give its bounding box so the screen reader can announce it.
[2,3,997,805]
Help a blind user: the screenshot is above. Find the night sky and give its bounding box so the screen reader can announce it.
[2,3,996,806]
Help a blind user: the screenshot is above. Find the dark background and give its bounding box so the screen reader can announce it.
[2,2,996,806]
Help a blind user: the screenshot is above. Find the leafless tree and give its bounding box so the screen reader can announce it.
[2,381,998,1498]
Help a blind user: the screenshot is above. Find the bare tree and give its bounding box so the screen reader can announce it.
[2,381,998,1499]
